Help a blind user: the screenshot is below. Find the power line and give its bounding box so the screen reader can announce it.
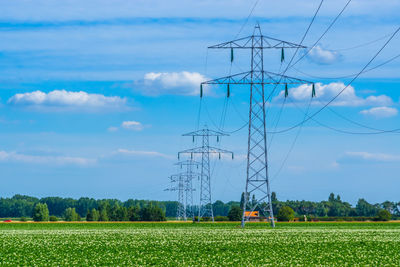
[321,101,400,134]
[292,52,400,80]
[290,0,352,69]
[270,99,313,184]
[331,33,393,52]
[265,0,324,111]
[234,0,260,39]
[291,99,400,135]
[268,26,400,134]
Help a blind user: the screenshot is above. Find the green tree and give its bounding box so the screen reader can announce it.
[376,209,391,221]
[99,208,109,221]
[328,193,335,202]
[227,206,242,221]
[140,204,166,221]
[86,208,99,221]
[356,198,379,216]
[271,192,277,202]
[111,205,128,221]
[128,205,141,221]
[277,206,295,222]
[382,201,396,214]
[240,192,250,210]
[49,215,58,222]
[32,203,49,222]
[64,208,80,221]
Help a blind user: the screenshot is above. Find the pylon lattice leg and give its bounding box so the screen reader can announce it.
[242,26,275,227]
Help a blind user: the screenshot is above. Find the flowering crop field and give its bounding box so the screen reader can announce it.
[0,222,399,266]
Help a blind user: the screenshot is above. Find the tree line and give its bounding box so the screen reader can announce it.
[238,192,400,219]
[31,202,166,222]
[1,193,399,221]
[0,195,240,219]
[272,193,400,218]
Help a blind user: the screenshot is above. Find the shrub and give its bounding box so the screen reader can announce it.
[228,206,243,221]
[376,210,391,221]
[140,205,166,221]
[49,216,58,222]
[32,203,49,222]
[20,216,28,222]
[214,216,229,221]
[277,206,295,222]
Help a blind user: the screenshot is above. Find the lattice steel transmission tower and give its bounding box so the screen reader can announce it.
[166,160,200,221]
[201,24,313,227]
[166,174,186,220]
[175,160,200,221]
[179,128,233,222]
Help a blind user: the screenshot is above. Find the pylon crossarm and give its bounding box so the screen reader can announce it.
[182,129,229,137]
[179,147,233,156]
[201,71,312,85]
[171,172,201,178]
[174,160,201,166]
[208,35,307,49]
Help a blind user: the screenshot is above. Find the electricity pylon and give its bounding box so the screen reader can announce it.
[175,160,200,221]
[179,128,233,222]
[201,24,313,227]
[166,174,186,220]
[166,160,200,221]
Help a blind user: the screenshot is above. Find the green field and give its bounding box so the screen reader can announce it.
[0,222,399,266]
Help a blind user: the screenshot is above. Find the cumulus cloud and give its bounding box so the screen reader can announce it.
[0,150,95,166]
[306,45,341,65]
[117,148,170,158]
[337,151,400,164]
[121,121,144,131]
[8,90,127,112]
[134,71,207,96]
[103,149,173,161]
[108,121,147,132]
[274,82,393,107]
[360,106,398,118]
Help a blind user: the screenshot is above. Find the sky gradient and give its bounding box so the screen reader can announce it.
[1,0,400,204]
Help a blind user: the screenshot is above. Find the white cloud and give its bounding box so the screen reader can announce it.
[108,121,147,132]
[107,126,119,132]
[360,106,398,118]
[8,90,127,112]
[0,150,95,166]
[274,82,393,107]
[121,121,144,131]
[338,151,400,164]
[306,45,341,65]
[113,148,173,159]
[134,71,207,96]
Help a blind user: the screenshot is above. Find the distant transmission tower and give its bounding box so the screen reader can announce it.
[166,173,186,220]
[175,160,200,221]
[166,160,200,221]
[201,24,313,227]
[179,128,233,222]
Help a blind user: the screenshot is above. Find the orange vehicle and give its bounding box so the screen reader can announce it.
[244,211,259,217]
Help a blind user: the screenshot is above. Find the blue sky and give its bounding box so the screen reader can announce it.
[0,0,400,204]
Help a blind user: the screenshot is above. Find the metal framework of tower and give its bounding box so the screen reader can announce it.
[179,128,233,222]
[166,160,200,221]
[176,160,200,221]
[201,24,313,227]
[166,174,186,220]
